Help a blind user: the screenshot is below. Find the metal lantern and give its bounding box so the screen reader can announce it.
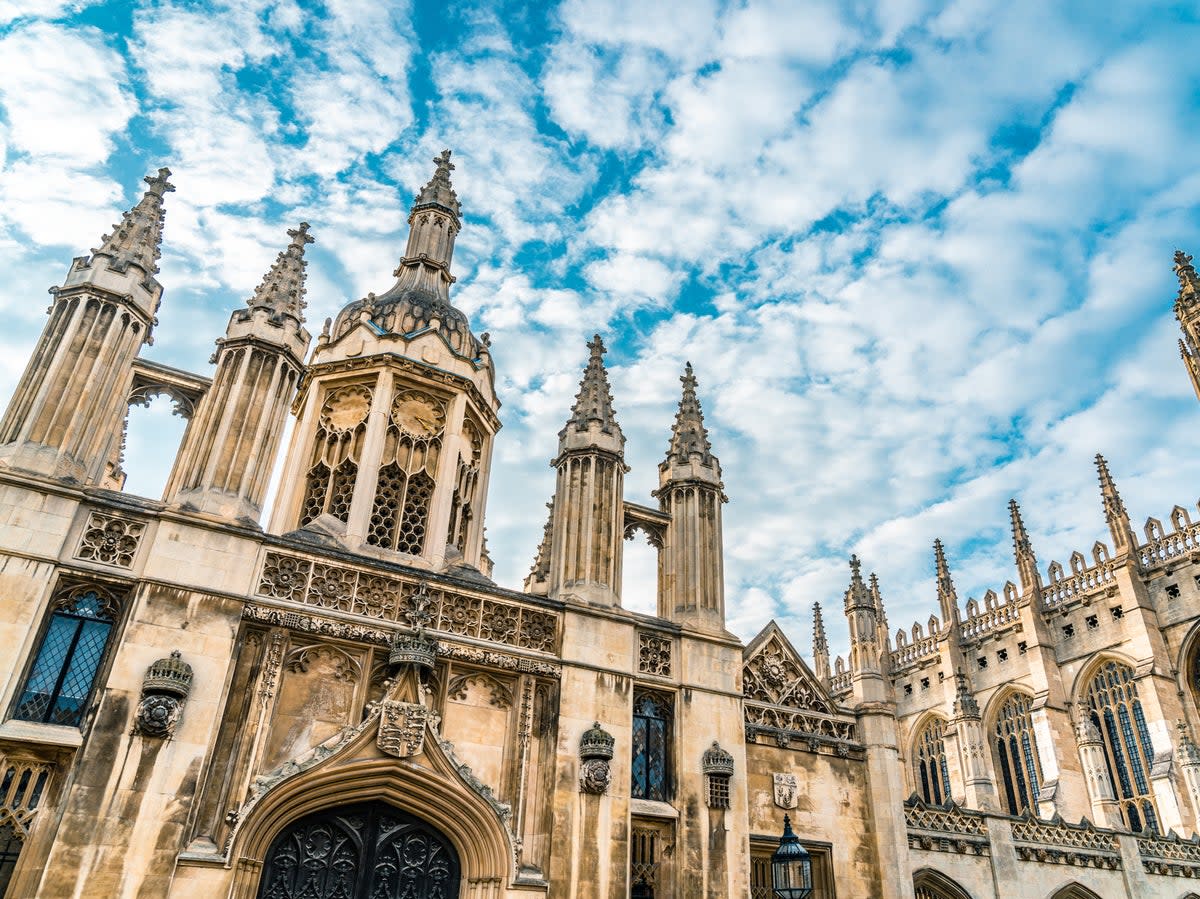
[771,815,813,899]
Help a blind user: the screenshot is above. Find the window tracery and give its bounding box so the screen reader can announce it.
[914,717,951,805]
[367,389,445,555]
[1084,660,1159,833]
[992,692,1043,815]
[13,586,121,727]
[300,383,373,526]
[632,689,673,802]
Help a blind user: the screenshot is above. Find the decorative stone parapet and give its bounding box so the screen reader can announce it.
[1137,830,1200,878]
[74,510,145,568]
[744,701,859,756]
[1009,812,1122,869]
[255,551,559,654]
[904,797,990,856]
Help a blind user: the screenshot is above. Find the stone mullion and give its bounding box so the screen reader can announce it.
[425,391,467,567]
[237,356,288,504]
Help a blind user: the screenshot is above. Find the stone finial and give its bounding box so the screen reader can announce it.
[844,555,872,611]
[524,499,554,593]
[412,148,462,219]
[1176,250,1199,305]
[1008,499,1041,596]
[664,362,714,465]
[1095,453,1135,552]
[561,334,624,445]
[1077,713,1102,746]
[247,222,314,322]
[92,167,175,276]
[812,602,829,657]
[933,539,961,623]
[952,668,980,720]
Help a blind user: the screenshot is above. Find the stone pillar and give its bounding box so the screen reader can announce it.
[951,673,998,810]
[1076,714,1123,828]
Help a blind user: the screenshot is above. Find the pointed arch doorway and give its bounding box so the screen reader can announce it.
[256,800,461,899]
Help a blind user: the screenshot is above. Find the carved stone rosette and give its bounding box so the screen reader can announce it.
[579,721,615,795]
[134,650,193,738]
[377,700,429,758]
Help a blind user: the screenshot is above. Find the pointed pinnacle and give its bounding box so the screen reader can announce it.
[1176,250,1199,304]
[665,360,714,465]
[413,148,461,218]
[845,555,872,610]
[93,167,175,276]
[869,572,888,630]
[1094,454,1126,515]
[812,602,828,654]
[248,222,314,321]
[1009,498,1041,593]
[566,334,622,436]
[933,539,959,621]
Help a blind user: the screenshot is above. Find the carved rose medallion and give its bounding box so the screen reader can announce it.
[579,759,611,795]
[377,700,428,758]
[135,694,183,738]
[773,772,798,809]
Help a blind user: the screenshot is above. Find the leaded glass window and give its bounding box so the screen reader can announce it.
[0,819,22,897]
[914,717,951,805]
[299,383,372,527]
[13,588,118,727]
[992,692,1043,815]
[632,690,672,801]
[1084,660,1159,833]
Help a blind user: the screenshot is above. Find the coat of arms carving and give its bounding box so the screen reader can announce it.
[773,772,798,809]
[378,700,428,758]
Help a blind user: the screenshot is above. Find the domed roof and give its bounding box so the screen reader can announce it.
[331,284,480,359]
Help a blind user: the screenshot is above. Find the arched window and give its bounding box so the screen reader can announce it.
[367,390,446,555]
[632,690,673,801]
[300,383,373,527]
[913,868,973,899]
[914,717,952,805]
[13,587,119,727]
[992,692,1043,815]
[1083,660,1159,833]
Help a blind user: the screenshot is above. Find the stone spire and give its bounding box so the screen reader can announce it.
[933,539,960,624]
[869,572,888,634]
[812,601,830,682]
[247,222,313,321]
[844,555,872,612]
[1095,453,1136,554]
[665,362,714,466]
[1009,499,1042,597]
[1175,250,1200,401]
[92,167,174,277]
[389,149,463,302]
[413,149,462,219]
[560,334,624,453]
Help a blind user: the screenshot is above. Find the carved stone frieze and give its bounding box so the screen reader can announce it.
[638,631,672,677]
[255,551,559,654]
[75,510,145,568]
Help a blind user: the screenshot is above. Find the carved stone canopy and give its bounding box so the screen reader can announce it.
[143,650,193,698]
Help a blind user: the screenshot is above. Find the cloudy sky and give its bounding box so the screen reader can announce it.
[2,0,1199,663]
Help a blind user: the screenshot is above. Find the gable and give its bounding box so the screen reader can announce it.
[743,620,835,714]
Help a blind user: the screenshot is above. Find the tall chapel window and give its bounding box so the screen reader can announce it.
[13,587,119,727]
[367,390,445,554]
[300,383,372,526]
[632,690,673,801]
[914,717,951,805]
[992,692,1043,815]
[446,418,482,552]
[1084,660,1159,832]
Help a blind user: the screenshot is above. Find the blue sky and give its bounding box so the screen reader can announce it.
[2,0,1199,663]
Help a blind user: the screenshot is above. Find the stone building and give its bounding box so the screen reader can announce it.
[1,153,1200,899]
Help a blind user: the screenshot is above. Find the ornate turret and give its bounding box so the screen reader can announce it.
[812,602,830,682]
[166,225,313,522]
[844,556,882,675]
[1009,499,1042,598]
[546,336,628,606]
[0,168,175,483]
[1175,250,1200,401]
[656,362,727,630]
[934,539,960,624]
[1095,453,1136,555]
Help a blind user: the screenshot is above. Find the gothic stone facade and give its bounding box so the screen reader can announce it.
[2,158,1200,899]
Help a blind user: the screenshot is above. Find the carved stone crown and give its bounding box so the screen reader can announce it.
[142,650,193,698]
[701,741,735,777]
[580,722,615,760]
[389,628,438,670]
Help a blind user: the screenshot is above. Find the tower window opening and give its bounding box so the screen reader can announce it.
[992,693,1043,815]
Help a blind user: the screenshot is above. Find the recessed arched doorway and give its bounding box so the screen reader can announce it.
[256,800,460,899]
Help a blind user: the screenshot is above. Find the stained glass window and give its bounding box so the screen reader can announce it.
[914,717,951,805]
[13,589,116,727]
[992,692,1043,815]
[1085,660,1159,833]
[632,690,672,802]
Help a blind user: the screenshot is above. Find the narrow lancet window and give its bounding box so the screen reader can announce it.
[1085,660,1159,832]
[992,692,1043,815]
[914,717,952,805]
[632,690,673,802]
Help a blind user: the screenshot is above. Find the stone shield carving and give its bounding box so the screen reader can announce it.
[377,700,428,758]
[773,772,798,809]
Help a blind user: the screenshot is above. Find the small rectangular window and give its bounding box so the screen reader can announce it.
[707,774,730,809]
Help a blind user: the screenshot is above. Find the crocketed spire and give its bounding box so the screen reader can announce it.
[92,167,174,276]
[561,335,623,443]
[1176,250,1199,307]
[1009,499,1041,596]
[1175,251,1200,402]
[1095,453,1135,553]
[812,602,828,657]
[869,572,888,634]
[413,149,462,220]
[933,538,960,623]
[248,223,313,322]
[664,362,713,465]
